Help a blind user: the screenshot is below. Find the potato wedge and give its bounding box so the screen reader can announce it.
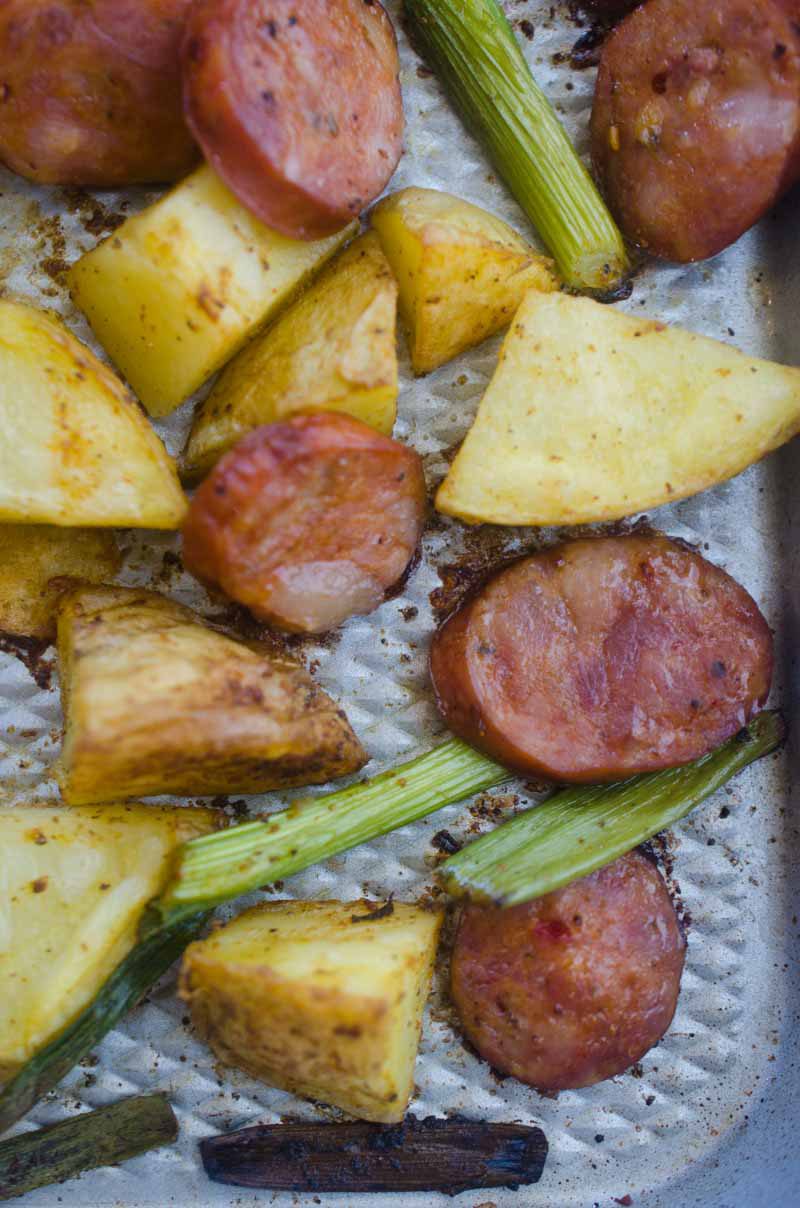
[437,291,800,525]
[183,232,399,479]
[0,803,219,1080]
[0,301,186,528]
[180,899,443,1123]
[57,584,366,805]
[68,165,356,418]
[370,187,556,375]
[0,526,120,639]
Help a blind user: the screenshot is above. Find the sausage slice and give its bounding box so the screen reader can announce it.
[182,0,404,240]
[451,852,686,1091]
[430,534,772,782]
[590,0,800,261]
[0,0,197,186]
[182,413,426,634]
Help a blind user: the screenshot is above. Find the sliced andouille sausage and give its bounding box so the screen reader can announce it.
[182,0,404,240]
[590,0,800,262]
[429,534,772,782]
[182,414,426,634]
[451,851,686,1091]
[0,0,197,187]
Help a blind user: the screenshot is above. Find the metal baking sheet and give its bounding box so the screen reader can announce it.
[1,2,798,1204]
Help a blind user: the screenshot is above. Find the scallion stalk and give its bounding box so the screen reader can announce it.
[404,0,629,293]
[143,738,509,935]
[439,712,784,906]
[0,1094,178,1201]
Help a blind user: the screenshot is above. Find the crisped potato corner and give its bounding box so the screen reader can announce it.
[184,232,399,478]
[437,291,800,524]
[0,525,120,639]
[68,164,356,417]
[0,803,219,1079]
[180,899,443,1123]
[371,187,556,374]
[57,584,366,804]
[0,301,186,528]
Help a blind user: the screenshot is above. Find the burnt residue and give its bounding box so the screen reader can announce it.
[350,898,395,924]
[431,829,461,855]
[0,633,54,690]
[58,188,128,239]
[639,832,692,936]
[468,792,521,832]
[200,599,342,665]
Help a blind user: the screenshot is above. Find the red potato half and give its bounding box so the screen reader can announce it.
[429,534,773,783]
[0,0,197,186]
[182,413,426,635]
[182,0,404,240]
[590,0,800,262]
[451,851,686,1091]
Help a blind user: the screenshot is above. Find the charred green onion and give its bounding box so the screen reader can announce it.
[201,1116,547,1193]
[0,913,207,1135]
[143,738,509,935]
[404,0,630,293]
[0,1094,177,1201]
[440,712,784,905]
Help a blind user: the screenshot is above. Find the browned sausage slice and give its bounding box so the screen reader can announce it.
[182,0,404,240]
[429,534,772,782]
[182,413,426,634]
[590,0,800,261]
[0,0,197,187]
[451,851,686,1091]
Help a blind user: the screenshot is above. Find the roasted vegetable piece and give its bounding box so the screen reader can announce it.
[0,911,208,1134]
[430,534,773,782]
[68,165,356,417]
[184,233,398,479]
[201,1117,548,1193]
[440,711,785,905]
[436,290,800,525]
[183,414,426,634]
[591,0,800,262]
[370,188,556,375]
[181,900,443,1123]
[451,852,686,1090]
[0,803,218,1081]
[182,0,403,240]
[145,738,509,933]
[0,1094,178,1200]
[0,301,186,528]
[56,584,366,805]
[0,1,197,188]
[404,0,629,292]
[0,526,120,639]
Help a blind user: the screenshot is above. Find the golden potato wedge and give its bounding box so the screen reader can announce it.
[180,899,443,1123]
[370,187,556,375]
[0,802,219,1079]
[0,525,120,639]
[57,584,366,805]
[68,165,356,418]
[437,291,800,525]
[183,232,399,479]
[0,301,186,528]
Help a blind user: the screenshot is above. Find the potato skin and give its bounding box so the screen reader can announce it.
[57,584,366,804]
[183,414,426,634]
[450,852,686,1091]
[0,0,198,186]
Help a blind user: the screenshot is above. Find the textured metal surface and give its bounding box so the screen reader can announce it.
[1,2,799,1205]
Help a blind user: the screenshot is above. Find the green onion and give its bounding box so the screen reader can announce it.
[439,712,784,906]
[0,913,208,1135]
[143,738,509,935]
[0,1094,178,1201]
[403,0,630,294]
